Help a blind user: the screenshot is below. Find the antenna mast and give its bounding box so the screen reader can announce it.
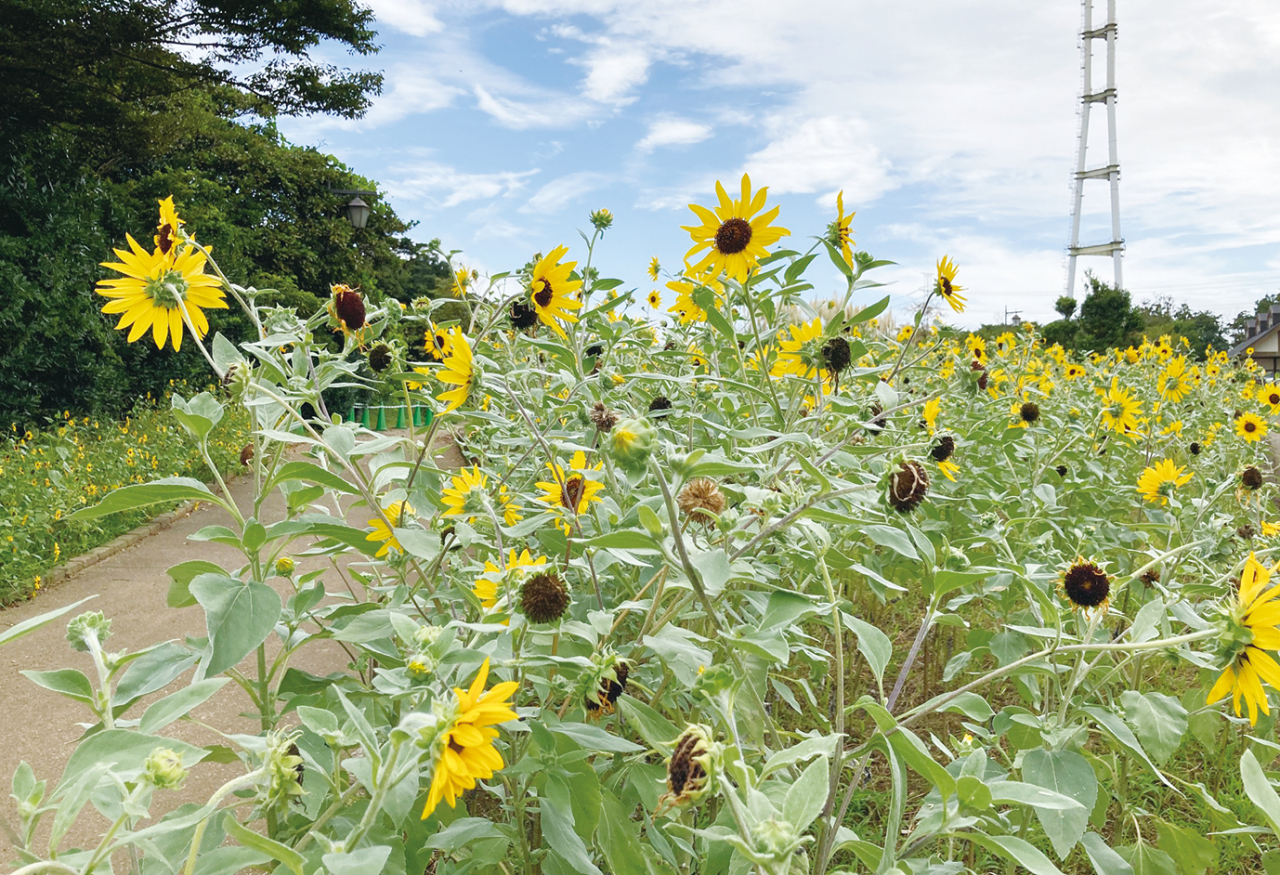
[1066,0,1124,298]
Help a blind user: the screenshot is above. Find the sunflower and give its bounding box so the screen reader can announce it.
[775,317,827,379]
[1236,412,1267,443]
[648,289,662,309]
[421,658,519,820]
[1207,554,1280,725]
[366,500,414,557]
[1135,458,1193,505]
[936,459,960,482]
[155,196,188,256]
[1261,383,1280,414]
[1158,356,1193,403]
[921,398,941,434]
[647,256,661,281]
[442,466,489,522]
[536,451,605,515]
[529,245,583,337]
[423,322,455,361]
[666,277,711,324]
[475,548,547,610]
[436,328,474,413]
[1058,558,1111,612]
[96,234,227,351]
[1099,377,1141,435]
[1064,363,1086,380]
[453,266,475,298]
[826,190,856,268]
[934,256,966,313]
[682,174,790,283]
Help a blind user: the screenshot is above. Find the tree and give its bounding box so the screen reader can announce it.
[1075,273,1145,352]
[1054,295,1077,320]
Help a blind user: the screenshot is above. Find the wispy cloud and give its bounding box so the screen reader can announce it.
[520,171,612,214]
[637,117,712,152]
[360,0,443,36]
[387,157,540,209]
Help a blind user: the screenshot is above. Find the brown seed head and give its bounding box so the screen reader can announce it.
[589,401,618,433]
[888,460,929,512]
[1242,466,1265,490]
[521,572,570,623]
[715,217,753,255]
[1061,559,1111,610]
[332,285,366,331]
[678,478,726,526]
[930,435,956,463]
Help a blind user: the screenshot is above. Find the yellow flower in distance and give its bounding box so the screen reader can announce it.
[529,245,583,337]
[934,256,966,313]
[827,190,856,268]
[647,256,661,281]
[96,234,227,351]
[366,500,414,557]
[436,328,474,413]
[537,451,605,515]
[1207,554,1280,725]
[1135,458,1192,505]
[421,658,519,820]
[1236,412,1267,443]
[682,173,790,283]
[442,466,489,522]
[647,289,662,309]
[1100,377,1141,435]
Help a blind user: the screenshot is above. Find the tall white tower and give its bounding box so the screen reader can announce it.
[1066,0,1123,298]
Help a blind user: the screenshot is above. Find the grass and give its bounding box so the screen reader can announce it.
[0,382,251,606]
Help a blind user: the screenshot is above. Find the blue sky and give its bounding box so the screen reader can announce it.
[279,0,1280,329]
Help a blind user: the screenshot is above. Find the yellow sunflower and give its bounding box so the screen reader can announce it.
[1236,412,1267,443]
[647,289,662,310]
[96,234,227,351]
[921,397,941,434]
[442,466,488,522]
[436,328,474,413]
[155,196,189,256]
[1158,356,1192,403]
[682,174,790,283]
[366,499,414,557]
[1207,554,1280,725]
[1135,458,1193,505]
[421,658,519,820]
[666,276,718,324]
[775,317,826,379]
[537,451,605,515]
[529,245,583,337]
[1064,363,1086,380]
[934,256,966,313]
[1100,377,1141,435]
[423,322,455,361]
[827,190,856,268]
[474,548,548,610]
[453,266,475,298]
[936,459,960,482]
[647,256,661,281]
[1260,383,1280,414]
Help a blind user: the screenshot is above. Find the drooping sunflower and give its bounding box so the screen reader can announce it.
[96,234,227,351]
[529,245,583,337]
[647,256,661,281]
[775,318,826,379]
[1236,412,1267,443]
[1135,458,1193,505]
[442,466,488,523]
[421,658,519,820]
[1207,554,1280,725]
[934,256,966,313]
[453,266,475,298]
[682,174,790,283]
[1099,377,1141,435]
[536,451,605,515]
[826,190,856,268]
[436,328,474,413]
[474,548,547,610]
[366,499,415,557]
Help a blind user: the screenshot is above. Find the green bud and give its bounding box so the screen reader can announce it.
[753,817,802,859]
[143,747,188,790]
[589,208,614,232]
[66,611,111,652]
[607,416,657,474]
[275,556,295,577]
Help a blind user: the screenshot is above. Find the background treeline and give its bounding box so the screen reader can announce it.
[0,0,452,430]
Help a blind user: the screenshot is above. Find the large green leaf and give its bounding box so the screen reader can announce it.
[139,678,229,735]
[224,815,305,875]
[541,796,602,875]
[1022,749,1097,859]
[1154,819,1217,875]
[190,575,282,676]
[1121,691,1187,765]
[20,668,95,705]
[58,730,208,793]
[65,477,219,521]
[782,757,829,832]
[1242,747,1280,837]
[264,460,358,495]
[965,832,1065,875]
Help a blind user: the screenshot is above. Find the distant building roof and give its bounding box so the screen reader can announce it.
[1230,304,1280,357]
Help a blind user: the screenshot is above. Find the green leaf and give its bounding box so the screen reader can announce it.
[0,597,95,649]
[760,733,840,779]
[863,524,918,560]
[424,817,508,851]
[965,832,1066,875]
[114,641,198,706]
[167,560,226,608]
[575,530,662,552]
[322,845,391,875]
[139,679,229,735]
[1115,842,1178,875]
[987,780,1086,810]
[1081,833,1134,875]
[782,757,830,831]
[264,460,358,495]
[637,504,665,536]
[617,695,680,751]
[759,591,819,629]
[549,722,644,753]
[1121,691,1187,765]
[225,815,306,875]
[1085,706,1175,789]
[886,729,955,799]
[598,790,648,875]
[957,775,992,810]
[845,294,890,326]
[20,668,95,705]
[541,796,602,875]
[841,612,892,685]
[823,239,854,278]
[1241,748,1280,837]
[1154,819,1217,875]
[190,575,282,677]
[58,730,207,794]
[65,477,218,521]
[1022,749,1097,859]
[171,392,224,440]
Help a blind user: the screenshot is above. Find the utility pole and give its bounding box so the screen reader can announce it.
[1066,0,1124,299]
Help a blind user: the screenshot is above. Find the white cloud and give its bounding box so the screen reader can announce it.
[742,115,895,202]
[474,84,598,129]
[387,158,540,209]
[637,117,712,152]
[578,44,651,104]
[520,172,611,214]
[362,0,443,36]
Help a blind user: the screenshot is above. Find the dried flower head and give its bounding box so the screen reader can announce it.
[1139,568,1160,585]
[656,724,717,815]
[678,477,726,526]
[510,299,539,330]
[332,284,366,332]
[1059,558,1111,612]
[368,342,393,372]
[822,336,852,374]
[520,572,570,624]
[1190,441,1202,455]
[589,401,618,432]
[1019,401,1041,424]
[1055,464,1068,478]
[888,460,930,512]
[648,395,673,416]
[930,434,956,463]
[585,661,629,719]
[1243,466,1265,491]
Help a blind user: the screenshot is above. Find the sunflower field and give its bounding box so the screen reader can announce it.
[10,180,1280,875]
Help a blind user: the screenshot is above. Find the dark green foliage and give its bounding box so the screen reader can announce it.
[1137,297,1227,358]
[1075,274,1145,352]
[1054,295,1077,320]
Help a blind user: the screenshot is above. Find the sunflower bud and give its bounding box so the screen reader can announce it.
[260,732,306,808]
[274,556,295,577]
[589,208,614,231]
[753,817,804,860]
[607,416,657,473]
[67,611,111,653]
[887,460,930,513]
[221,362,251,401]
[677,477,726,527]
[143,748,188,790]
[520,572,570,624]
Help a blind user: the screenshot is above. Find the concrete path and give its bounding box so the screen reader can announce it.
[0,433,457,863]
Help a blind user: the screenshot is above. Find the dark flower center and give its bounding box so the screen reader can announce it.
[1020,402,1040,423]
[931,435,956,462]
[521,572,570,623]
[158,224,174,254]
[941,277,953,296]
[822,337,851,374]
[1245,420,1258,433]
[1062,561,1111,608]
[334,289,366,330]
[510,300,538,329]
[562,475,586,511]
[715,217,753,255]
[1243,466,1264,490]
[533,281,554,309]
